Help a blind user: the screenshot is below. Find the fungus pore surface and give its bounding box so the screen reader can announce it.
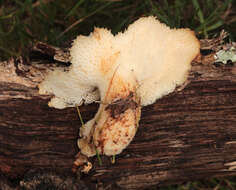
[39,16,200,157]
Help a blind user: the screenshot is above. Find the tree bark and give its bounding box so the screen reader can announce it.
[0,42,236,190]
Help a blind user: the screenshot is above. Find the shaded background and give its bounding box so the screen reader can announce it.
[0,0,235,61]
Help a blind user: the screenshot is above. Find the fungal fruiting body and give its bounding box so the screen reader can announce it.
[39,16,200,158]
[78,76,141,156]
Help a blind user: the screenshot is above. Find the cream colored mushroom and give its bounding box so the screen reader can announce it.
[39,16,200,157]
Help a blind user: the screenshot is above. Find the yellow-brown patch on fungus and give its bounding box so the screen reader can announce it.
[100,51,120,76]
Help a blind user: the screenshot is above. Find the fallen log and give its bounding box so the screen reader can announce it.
[0,42,236,189]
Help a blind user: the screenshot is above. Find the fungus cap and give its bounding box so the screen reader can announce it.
[39,16,200,157]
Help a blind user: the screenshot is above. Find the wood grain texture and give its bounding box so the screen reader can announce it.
[0,47,236,189]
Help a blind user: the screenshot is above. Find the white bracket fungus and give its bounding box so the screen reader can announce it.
[39,16,200,158]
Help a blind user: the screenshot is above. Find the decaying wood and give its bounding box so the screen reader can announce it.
[0,41,236,190]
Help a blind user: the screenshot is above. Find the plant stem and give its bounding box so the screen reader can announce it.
[192,0,208,38]
[96,149,102,166]
[112,155,116,164]
[76,105,84,126]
